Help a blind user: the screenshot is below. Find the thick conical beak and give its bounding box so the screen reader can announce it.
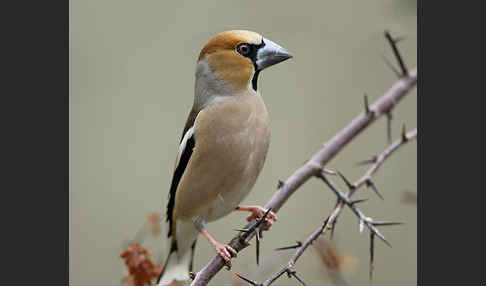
[255,37,293,71]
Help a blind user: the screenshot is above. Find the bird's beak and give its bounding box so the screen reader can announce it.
[255,37,293,71]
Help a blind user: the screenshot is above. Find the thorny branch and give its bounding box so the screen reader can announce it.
[353,128,417,194]
[254,129,416,286]
[190,31,417,286]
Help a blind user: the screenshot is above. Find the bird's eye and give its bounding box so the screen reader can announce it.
[237,44,251,56]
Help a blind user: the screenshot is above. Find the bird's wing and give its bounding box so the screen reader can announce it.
[166,108,199,238]
[180,107,199,143]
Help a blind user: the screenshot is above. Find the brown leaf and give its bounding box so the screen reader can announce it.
[122,275,135,286]
[313,238,358,273]
[120,243,163,286]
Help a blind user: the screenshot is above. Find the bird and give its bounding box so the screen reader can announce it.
[156,30,292,286]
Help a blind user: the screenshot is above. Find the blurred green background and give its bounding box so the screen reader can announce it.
[70,0,417,285]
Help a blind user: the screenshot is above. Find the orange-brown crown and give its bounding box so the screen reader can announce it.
[198,30,262,61]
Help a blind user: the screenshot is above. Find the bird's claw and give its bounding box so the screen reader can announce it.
[214,243,237,269]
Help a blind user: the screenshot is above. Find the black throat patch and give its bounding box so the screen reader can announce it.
[251,70,260,91]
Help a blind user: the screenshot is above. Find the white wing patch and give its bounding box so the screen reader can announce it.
[174,126,195,170]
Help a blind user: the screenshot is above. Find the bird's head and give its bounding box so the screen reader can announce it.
[195,30,292,98]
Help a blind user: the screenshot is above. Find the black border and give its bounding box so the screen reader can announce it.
[419,1,477,286]
[3,1,68,285]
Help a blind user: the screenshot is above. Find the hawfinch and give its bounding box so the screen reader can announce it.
[157,30,292,285]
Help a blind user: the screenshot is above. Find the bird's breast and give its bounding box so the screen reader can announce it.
[174,93,270,222]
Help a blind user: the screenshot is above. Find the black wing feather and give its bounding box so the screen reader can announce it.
[166,134,195,237]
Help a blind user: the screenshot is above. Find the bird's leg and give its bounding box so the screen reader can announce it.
[193,216,237,269]
[200,228,238,268]
[235,205,278,230]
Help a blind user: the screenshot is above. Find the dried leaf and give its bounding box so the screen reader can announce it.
[313,238,358,273]
[120,243,163,286]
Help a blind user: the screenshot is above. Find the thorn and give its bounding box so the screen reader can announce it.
[330,218,337,240]
[255,208,272,228]
[386,112,393,143]
[366,179,384,200]
[275,241,303,251]
[337,171,355,190]
[372,227,391,247]
[401,124,408,142]
[350,198,369,205]
[356,155,377,166]
[329,202,339,240]
[235,273,260,286]
[234,228,251,233]
[189,272,196,280]
[286,269,307,286]
[255,226,261,265]
[370,233,375,281]
[359,219,365,233]
[381,54,402,78]
[293,273,308,286]
[372,221,405,226]
[364,93,371,114]
[384,30,408,76]
[277,180,285,188]
[323,168,337,175]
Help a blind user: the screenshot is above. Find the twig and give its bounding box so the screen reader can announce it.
[318,173,392,246]
[262,129,415,285]
[260,213,342,286]
[352,128,417,197]
[190,34,417,286]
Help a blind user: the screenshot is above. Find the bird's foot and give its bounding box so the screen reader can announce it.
[198,224,238,269]
[236,205,278,231]
[212,242,237,269]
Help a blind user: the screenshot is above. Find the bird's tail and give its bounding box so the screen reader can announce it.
[156,240,196,286]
